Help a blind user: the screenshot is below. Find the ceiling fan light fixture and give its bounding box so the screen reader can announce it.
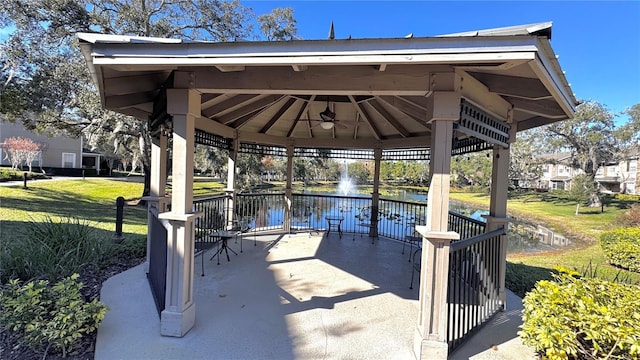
[319,106,335,122]
[320,121,335,130]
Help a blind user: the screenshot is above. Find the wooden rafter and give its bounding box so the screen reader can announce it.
[378,96,429,126]
[216,95,284,124]
[349,95,382,140]
[287,95,315,138]
[469,72,553,100]
[509,97,566,119]
[369,99,411,137]
[228,108,264,129]
[203,94,262,118]
[200,94,223,110]
[259,97,297,134]
[105,91,156,109]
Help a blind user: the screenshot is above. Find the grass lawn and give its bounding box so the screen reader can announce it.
[2,178,637,287]
[450,190,640,284]
[0,178,148,240]
[450,190,622,243]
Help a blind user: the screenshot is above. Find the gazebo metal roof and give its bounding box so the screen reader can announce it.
[78,22,577,152]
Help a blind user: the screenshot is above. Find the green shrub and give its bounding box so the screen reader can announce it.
[0,167,48,182]
[0,216,115,282]
[519,270,640,359]
[0,274,108,358]
[113,234,147,259]
[616,193,640,202]
[600,227,640,273]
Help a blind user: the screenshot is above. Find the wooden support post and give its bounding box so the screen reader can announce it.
[226,139,238,230]
[156,88,200,337]
[487,145,510,308]
[284,144,294,233]
[143,132,168,272]
[414,91,459,360]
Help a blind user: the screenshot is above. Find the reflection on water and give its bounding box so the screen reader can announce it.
[507,219,571,254]
[449,201,572,254]
[246,189,573,254]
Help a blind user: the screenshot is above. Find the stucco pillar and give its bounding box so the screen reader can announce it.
[414,92,460,360]
[284,144,294,233]
[143,132,169,272]
[486,144,510,308]
[157,88,200,337]
[225,139,238,229]
[371,147,382,237]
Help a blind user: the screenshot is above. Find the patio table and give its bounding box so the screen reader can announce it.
[210,230,239,265]
[325,216,344,238]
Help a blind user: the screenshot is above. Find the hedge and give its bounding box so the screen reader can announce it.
[600,227,640,273]
[520,270,640,359]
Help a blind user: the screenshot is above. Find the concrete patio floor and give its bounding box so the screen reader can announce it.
[96,232,537,360]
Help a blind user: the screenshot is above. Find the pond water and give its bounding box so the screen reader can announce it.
[365,189,573,253]
[245,187,572,254]
[447,201,572,254]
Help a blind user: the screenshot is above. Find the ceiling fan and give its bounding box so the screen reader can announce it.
[306,101,347,129]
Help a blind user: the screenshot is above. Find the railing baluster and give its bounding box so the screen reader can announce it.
[447,228,505,353]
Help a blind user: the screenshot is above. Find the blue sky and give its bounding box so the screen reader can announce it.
[247,1,640,120]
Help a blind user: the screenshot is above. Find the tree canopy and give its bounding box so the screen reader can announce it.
[0,0,297,197]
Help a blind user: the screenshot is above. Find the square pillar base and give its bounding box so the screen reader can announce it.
[413,329,448,360]
[161,302,196,337]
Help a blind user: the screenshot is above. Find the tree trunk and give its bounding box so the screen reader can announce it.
[140,162,151,206]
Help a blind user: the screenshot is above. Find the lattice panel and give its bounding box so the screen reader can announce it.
[295,148,375,160]
[240,143,287,157]
[382,148,430,161]
[452,137,493,156]
[194,130,231,150]
[458,99,510,147]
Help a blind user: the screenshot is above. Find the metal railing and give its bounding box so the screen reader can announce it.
[223,193,486,242]
[378,198,427,241]
[147,208,168,317]
[291,193,373,234]
[193,194,229,245]
[447,227,506,353]
[449,211,486,239]
[236,192,286,232]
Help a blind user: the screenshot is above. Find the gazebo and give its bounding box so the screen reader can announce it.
[78,21,576,359]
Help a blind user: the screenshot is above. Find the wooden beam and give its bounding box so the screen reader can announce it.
[469,72,553,100]
[184,67,431,96]
[398,96,430,111]
[202,94,262,118]
[215,95,284,124]
[200,94,223,109]
[377,96,430,126]
[368,99,411,138]
[259,97,297,134]
[287,95,315,137]
[349,95,382,140]
[353,112,360,140]
[103,73,168,96]
[215,65,246,72]
[292,65,308,72]
[458,70,511,121]
[509,97,566,119]
[516,115,562,132]
[105,91,156,109]
[195,116,236,139]
[228,108,266,129]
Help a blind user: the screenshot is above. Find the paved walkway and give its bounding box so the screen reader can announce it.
[96,232,537,359]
